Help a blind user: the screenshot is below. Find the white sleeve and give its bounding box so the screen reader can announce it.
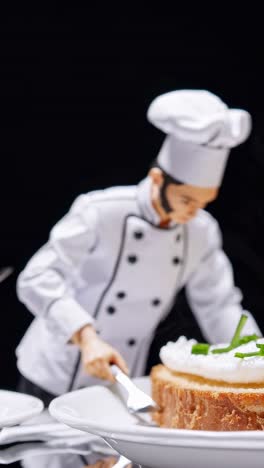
[17,195,99,343]
[186,217,261,343]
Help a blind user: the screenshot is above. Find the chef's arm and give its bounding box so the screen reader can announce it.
[17,196,98,344]
[17,195,129,379]
[185,218,262,343]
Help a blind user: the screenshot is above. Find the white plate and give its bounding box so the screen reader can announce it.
[49,377,264,468]
[0,390,44,427]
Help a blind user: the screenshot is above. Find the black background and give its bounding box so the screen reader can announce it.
[1,5,264,389]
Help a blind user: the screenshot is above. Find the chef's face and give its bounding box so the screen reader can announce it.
[149,168,218,225]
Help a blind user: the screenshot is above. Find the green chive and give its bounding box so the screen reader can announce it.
[212,314,248,354]
[238,334,259,345]
[211,346,233,354]
[231,314,248,347]
[190,316,259,358]
[235,344,264,358]
[191,343,210,355]
[256,344,264,349]
[235,351,262,358]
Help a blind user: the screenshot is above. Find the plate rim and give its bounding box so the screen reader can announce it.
[0,389,44,427]
[49,377,264,449]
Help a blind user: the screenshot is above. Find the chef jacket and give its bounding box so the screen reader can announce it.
[15,177,261,395]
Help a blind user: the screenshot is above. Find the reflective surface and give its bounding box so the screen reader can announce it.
[0,434,143,468]
[0,409,143,468]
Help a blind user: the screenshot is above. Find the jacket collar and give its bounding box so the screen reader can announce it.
[136,176,177,228]
[136,176,160,225]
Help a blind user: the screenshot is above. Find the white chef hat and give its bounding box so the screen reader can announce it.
[147,90,252,187]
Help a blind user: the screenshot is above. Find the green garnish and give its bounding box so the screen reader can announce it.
[256,344,264,350]
[190,315,259,357]
[235,352,262,358]
[237,334,259,345]
[211,334,259,354]
[231,315,250,347]
[212,314,250,354]
[191,343,210,355]
[235,343,264,359]
[211,346,232,354]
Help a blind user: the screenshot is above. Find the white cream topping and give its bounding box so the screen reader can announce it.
[160,336,264,383]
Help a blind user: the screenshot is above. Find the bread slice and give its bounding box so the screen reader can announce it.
[151,364,264,431]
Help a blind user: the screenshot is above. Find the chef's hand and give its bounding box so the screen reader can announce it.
[71,325,129,382]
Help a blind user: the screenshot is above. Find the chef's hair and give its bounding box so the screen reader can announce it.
[150,158,184,186]
[150,158,184,213]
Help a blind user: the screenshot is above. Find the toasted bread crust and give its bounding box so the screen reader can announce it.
[151,365,264,431]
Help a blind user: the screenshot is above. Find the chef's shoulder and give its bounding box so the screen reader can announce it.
[69,185,137,222]
[187,209,223,253]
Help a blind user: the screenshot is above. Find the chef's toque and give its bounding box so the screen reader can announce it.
[147,90,251,187]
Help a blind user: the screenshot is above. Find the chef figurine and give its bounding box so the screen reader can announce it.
[16,90,261,404]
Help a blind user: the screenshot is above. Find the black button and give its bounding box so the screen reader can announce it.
[134,231,144,239]
[117,291,126,299]
[128,338,136,346]
[127,255,138,264]
[173,257,181,265]
[176,233,181,242]
[152,298,161,307]
[107,306,116,314]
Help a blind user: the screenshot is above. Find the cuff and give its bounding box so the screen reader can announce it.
[47,297,94,343]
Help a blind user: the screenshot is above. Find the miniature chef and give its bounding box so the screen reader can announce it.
[16,90,262,403]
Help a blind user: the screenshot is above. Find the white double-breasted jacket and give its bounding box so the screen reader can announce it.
[16,178,260,395]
